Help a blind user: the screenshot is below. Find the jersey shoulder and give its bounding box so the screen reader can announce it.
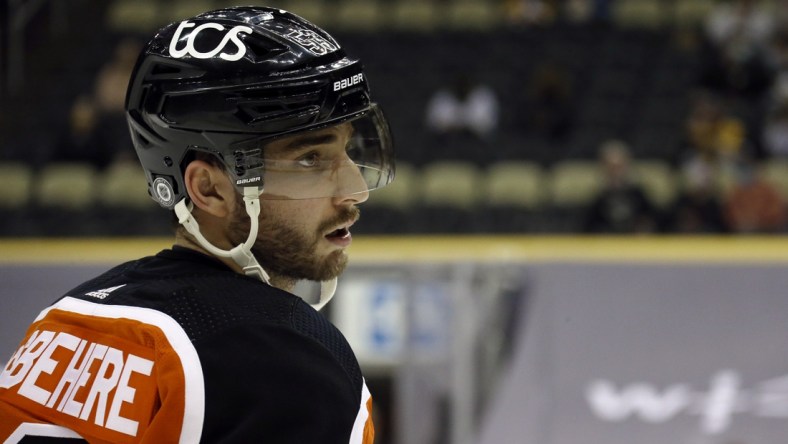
[63,249,364,391]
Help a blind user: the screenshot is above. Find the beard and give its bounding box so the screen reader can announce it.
[229,200,359,285]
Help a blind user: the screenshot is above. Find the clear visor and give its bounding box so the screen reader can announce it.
[232,104,394,200]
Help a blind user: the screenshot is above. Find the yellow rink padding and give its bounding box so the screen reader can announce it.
[3,236,788,264]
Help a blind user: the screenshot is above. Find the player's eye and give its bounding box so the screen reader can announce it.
[297,151,320,168]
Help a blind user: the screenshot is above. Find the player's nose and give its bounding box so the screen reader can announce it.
[332,162,369,205]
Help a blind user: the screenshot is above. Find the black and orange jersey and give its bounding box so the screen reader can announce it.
[0,247,374,443]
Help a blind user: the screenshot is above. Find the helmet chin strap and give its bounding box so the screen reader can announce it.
[173,186,337,311]
[315,278,337,311]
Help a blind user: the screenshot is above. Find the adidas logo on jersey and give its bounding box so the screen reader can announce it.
[85,284,126,300]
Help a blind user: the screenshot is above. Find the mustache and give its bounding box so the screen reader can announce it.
[318,206,360,233]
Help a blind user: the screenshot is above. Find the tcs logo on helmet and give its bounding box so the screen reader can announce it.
[169,21,252,61]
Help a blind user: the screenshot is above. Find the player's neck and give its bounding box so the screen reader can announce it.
[173,229,296,292]
[173,229,242,273]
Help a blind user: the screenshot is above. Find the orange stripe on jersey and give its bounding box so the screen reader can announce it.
[0,297,204,444]
[350,379,375,444]
[363,394,375,444]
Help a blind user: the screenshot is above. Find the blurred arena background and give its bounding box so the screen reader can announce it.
[3,1,788,443]
[7,0,788,236]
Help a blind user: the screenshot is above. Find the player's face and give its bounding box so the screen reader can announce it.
[229,123,368,282]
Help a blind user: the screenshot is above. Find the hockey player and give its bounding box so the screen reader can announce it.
[0,6,393,443]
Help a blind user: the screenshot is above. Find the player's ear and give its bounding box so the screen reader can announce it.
[183,160,236,218]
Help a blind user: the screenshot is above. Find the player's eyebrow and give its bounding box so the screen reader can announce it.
[280,133,338,152]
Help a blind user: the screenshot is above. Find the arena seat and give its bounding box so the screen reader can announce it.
[97,161,170,236]
[97,161,154,209]
[106,0,160,34]
[34,163,100,236]
[165,0,216,23]
[446,0,501,31]
[484,161,546,210]
[335,0,385,32]
[547,160,603,208]
[480,161,548,233]
[281,0,330,26]
[415,161,483,233]
[0,162,33,210]
[612,0,666,29]
[421,161,482,209]
[36,163,98,210]
[673,0,716,29]
[387,0,439,32]
[367,162,417,210]
[632,160,679,208]
[0,162,35,236]
[761,159,788,201]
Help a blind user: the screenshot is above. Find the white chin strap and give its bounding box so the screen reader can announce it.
[315,279,337,312]
[174,186,337,311]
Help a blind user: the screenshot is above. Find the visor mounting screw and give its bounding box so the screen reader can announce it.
[163,156,173,167]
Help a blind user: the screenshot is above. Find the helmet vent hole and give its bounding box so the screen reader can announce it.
[151,64,182,76]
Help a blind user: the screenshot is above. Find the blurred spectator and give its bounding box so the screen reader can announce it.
[92,38,141,163]
[51,95,109,167]
[723,156,787,232]
[563,0,612,25]
[706,0,774,46]
[667,158,728,233]
[583,140,659,234]
[683,91,748,163]
[52,38,141,168]
[524,61,574,143]
[94,38,140,114]
[700,0,775,97]
[761,102,788,157]
[765,30,788,106]
[425,74,500,142]
[502,0,558,26]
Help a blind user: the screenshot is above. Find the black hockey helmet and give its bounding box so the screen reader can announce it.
[125,6,394,208]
